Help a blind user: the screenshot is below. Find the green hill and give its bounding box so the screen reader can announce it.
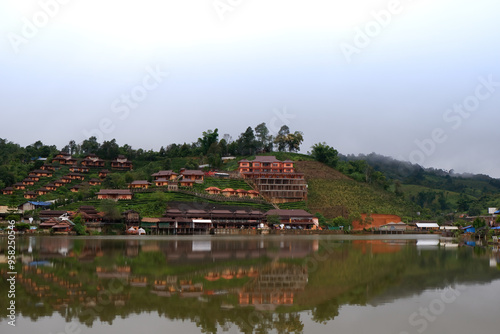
[295,161,416,219]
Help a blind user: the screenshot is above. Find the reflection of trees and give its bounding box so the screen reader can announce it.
[312,298,340,323]
[2,238,500,333]
[273,313,304,334]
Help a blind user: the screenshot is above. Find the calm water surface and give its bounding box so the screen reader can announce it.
[1,235,499,334]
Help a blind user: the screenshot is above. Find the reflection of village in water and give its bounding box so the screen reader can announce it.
[1,236,500,332]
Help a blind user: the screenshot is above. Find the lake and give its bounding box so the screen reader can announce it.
[1,235,499,334]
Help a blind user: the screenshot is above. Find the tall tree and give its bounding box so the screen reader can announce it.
[255,122,273,152]
[274,125,290,152]
[237,127,257,155]
[310,142,339,167]
[198,129,219,156]
[81,136,100,154]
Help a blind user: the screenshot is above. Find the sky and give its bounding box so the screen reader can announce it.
[1,0,499,176]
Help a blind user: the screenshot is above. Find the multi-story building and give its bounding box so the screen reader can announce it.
[238,156,307,203]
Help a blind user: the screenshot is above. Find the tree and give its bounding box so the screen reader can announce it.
[81,136,100,154]
[266,214,281,226]
[198,129,219,155]
[286,131,303,152]
[255,123,273,152]
[237,127,257,155]
[100,200,122,222]
[472,217,486,229]
[394,180,404,197]
[72,214,87,235]
[274,125,290,152]
[310,142,339,167]
[98,139,120,160]
[315,212,327,226]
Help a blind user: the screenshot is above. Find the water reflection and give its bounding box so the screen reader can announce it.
[1,236,499,333]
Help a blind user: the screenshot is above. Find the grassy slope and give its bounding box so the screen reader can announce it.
[295,161,415,218]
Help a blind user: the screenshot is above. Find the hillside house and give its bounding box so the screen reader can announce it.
[45,183,57,191]
[238,156,307,203]
[221,188,236,197]
[129,180,151,189]
[154,178,170,187]
[24,191,37,199]
[111,155,133,170]
[179,179,195,187]
[205,187,221,195]
[99,169,110,178]
[69,165,90,173]
[97,189,133,200]
[88,178,102,186]
[151,170,178,181]
[53,180,65,187]
[29,169,53,178]
[180,169,204,183]
[52,151,77,165]
[2,187,14,195]
[40,164,56,171]
[67,173,85,181]
[22,178,36,186]
[13,182,26,190]
[37,188,50,196]
[81,154,105,168]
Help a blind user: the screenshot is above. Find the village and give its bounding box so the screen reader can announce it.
[1,152,499,238]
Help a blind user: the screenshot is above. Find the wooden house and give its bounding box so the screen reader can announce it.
[13,182,26,190]
[154,178,170,187]
[45,183,57,191]
[37,188,50,196]
[81,154,105,168]
[51,151,76,165]
[97,189,133,200]
[24,191,37,199]
[67,173,85,181]
[205,187,221,195]
[2,187,14,195]
[179,179,195,187]
[129,180,151,189]
[180,169,204,183]
[29,169,53,178]
[88,178,102,186]
[99,169,110,178]
[22,178,36,186]
[53,180,65,187]
[111,155,133,170]
[151,170,178,181]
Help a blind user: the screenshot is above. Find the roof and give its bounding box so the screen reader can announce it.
[265,209,313,218]
[181,170,204,176]
[252,156,280,163]
[97,189,133,195]
[151,170,177,177]
[25,201,52,206]
[221,188,235,192]
[130,180,151,185]
[416,223,439,228]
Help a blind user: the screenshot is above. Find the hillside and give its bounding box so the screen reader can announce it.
[295,161,416,219]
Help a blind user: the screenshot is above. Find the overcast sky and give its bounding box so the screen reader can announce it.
[1,0,499,176]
